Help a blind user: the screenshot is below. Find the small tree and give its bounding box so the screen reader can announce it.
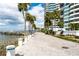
[75,23,79,30]
[57,21,64,28]
[69,23,76,30]
[69,23,79,36]
[57,21,64,35]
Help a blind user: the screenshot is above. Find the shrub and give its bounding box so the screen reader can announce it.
[40,28,48,34]
[40,28,56,35]
[75,36,79,39]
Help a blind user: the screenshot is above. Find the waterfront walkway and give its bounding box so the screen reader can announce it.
[15,32,79,56]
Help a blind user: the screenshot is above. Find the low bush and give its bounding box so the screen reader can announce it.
[75,36,79,39]
[40,28,56,35]
[48,30,56,35]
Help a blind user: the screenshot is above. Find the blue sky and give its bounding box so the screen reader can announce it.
[0,3,45,32]
[28,3,45,28]
[29,3,45,10]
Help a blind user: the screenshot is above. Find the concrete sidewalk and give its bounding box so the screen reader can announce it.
[15,32,79,56]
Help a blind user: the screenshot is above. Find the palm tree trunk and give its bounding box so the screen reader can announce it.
[28,21,30,34]
[22,10,26,36]
[24,19,26,36]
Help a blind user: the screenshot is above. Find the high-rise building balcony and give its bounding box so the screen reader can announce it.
[70,8,79,13]
[70,4,79,9]
[69,12,79,17]
[69,17,79,21]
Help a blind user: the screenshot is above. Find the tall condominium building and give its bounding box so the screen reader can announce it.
[45,3,60,12]
[60,3,64,21]
[63,3,70,30]
[63,3,79,30]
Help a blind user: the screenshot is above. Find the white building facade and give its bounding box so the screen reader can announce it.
[63,3,79,30]
[63,3,79,36]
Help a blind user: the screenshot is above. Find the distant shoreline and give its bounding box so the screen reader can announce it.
[0,32,24,36]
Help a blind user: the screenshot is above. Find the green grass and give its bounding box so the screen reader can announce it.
[56,35,79,43]
[40,28,79,43]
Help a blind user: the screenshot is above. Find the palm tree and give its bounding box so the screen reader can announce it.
[18,3,30,36]
[51,9,61,26]
[49,9,61,31]
[44,12,52,29]
[44,9,60,29]
[26,13,36,34]
[26,13,36,24]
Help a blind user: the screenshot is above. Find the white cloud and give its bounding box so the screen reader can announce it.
[0,23,6,26]
[28,4,44,16]
[0,3,24,22]
[0,3,44,31]
[28,4,44,28]
[0,3,25,31]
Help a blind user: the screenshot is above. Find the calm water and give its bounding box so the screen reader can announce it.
[0,34,23,42]
[0,30,35,42]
